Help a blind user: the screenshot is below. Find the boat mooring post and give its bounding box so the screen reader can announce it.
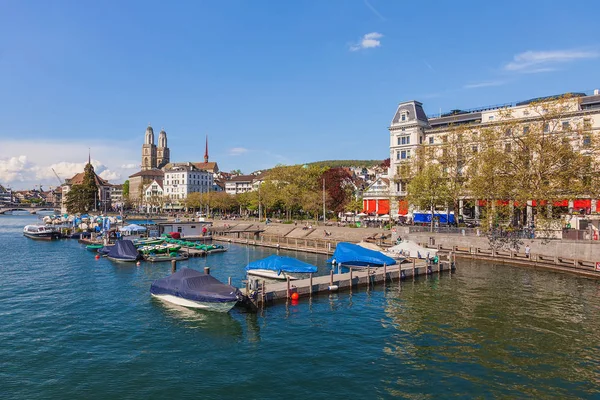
[412,259,416,282]
[228,276,232,286]
[204,267,210,275]
[367,265,370,291]
[171,259,177,273]
[286,276,291,299]
[330,269,334,286]
[383,263,387,284]
[309,273,313,297]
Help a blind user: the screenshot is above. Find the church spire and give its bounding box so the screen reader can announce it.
[88,148,91,165]
[204,135,209,163]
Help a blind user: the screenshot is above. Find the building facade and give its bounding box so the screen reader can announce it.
[225,175,254,195]
[164,163,213,201]
[388,90,600,218]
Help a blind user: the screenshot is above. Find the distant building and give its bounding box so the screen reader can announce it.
[109,184,123,211]
[225,175,255,195]
[0,184,13,205]
[128,169,164,204]
[362,177,392,216]
[163,162,213,208]
[61,159,112,214]
[142,179,164,213]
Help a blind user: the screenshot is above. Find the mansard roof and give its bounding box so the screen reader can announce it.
[391,101,429,125]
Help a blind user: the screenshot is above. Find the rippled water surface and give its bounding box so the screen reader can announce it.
[2,215,600,399]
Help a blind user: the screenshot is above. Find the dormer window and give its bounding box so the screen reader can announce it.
[400,111,409,121]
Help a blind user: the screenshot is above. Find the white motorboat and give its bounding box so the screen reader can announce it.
[245,255,318,281]
[23,225,60,240]
[387,240,438,259]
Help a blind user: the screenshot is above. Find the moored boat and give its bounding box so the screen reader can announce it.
[86,243,104,252]
[327,242,396,268]
[23,225,61,240]
[150,268,240,312]
[106,240,142,262]
[245,255,318,281]
[145,253,189,262]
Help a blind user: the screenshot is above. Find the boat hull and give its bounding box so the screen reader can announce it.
[151,293,237,312]
[107,256,138,263]
[247,269,299,281]
[145,255,189,262]
[23,232,60,240]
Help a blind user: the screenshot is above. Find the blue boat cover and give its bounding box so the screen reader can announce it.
[106,240,140,260]
[245,255,318,275]
[327,242,396,266]
[413,212,455,224]
[150,268,239,303]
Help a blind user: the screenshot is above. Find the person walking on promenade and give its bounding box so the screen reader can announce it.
[525,244,531,258]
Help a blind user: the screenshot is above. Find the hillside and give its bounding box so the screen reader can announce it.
[306,160,384,169]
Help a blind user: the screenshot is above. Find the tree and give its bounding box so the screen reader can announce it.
[406,164,451,232]
[65,163,98,213]
[322,167,354,215]
[230,169,243,176]
[122,180,129,198]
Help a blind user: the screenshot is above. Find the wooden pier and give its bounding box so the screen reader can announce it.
[239,255,455,310]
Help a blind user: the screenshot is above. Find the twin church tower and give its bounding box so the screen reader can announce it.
[141,125,170,170]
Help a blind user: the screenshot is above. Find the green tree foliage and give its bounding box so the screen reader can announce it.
[406,164,451,232]
[65,163,99,213]
[122,180,129,198]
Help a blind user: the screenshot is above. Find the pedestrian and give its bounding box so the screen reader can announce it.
[525,244,530,258]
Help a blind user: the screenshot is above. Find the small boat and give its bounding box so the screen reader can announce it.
[133,237,164,246]
[23,225,61,240]
[86,243,104,252]
[387,240,438,260]
[327,242,397,268]
[245,255,318,281]
[150,268,240,312]
[145,253,189,262]
[106,240,142,262]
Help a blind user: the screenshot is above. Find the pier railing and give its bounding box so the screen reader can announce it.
[422,243,600,277]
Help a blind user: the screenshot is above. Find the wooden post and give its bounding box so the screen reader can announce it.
[367,265,370,288]
[228,276,232,286]
[383,263,387,284]
[204,267,210,275]
[330,269,334,286]
[286,276,291,299]
[412,259,416,282]
[309,273,313,297]
[349,267,353,287]
[261,280,266,306]
[245,281,249,296]
[171,259,177,273]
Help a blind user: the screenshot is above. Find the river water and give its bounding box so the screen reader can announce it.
[1,215,600,399]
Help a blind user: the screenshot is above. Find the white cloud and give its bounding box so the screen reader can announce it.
[350,32,383,51]
[504,49,599,72]
[121,163,138,169]
[228,147,249,156]
[0,139,138,189]
[464,80,507,89]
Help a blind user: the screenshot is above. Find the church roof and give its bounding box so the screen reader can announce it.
[129,169,165,178]
[66,168,109,187]
[193,162,219,172]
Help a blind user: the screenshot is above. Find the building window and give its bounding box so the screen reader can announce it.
[429,136,434,144]
[562,121,570,130]
[583,135,592,147]
[401,114,406,121]
[543,123,549,133]
[505,128,512,137]
[505,143,511,153]
[523,126,530,134]
[472,145,478,153]
[397,137,401,145]
[488,116,494,121]
[400,150,411,159]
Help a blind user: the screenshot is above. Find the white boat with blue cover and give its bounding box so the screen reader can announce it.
[327,242,397,268]
[150,268,241,312]
[245,255,319,281]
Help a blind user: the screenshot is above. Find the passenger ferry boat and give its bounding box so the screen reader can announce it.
[23,225,61,240]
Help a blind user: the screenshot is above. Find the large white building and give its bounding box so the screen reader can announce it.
[386,90,600,218]
[163,162,213,201]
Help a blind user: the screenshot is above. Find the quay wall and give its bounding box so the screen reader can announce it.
[406,232,600,262]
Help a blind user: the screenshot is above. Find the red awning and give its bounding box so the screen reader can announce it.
[363,199,376,213]
[377,199,390,215]
[574,199,591,209]
[398,200,408,216]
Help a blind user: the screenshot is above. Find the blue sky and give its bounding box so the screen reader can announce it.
[1,0,599,189]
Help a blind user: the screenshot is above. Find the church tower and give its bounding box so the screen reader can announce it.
[204,135,209,163]
[141,125,157,170]
[157,128,170,169]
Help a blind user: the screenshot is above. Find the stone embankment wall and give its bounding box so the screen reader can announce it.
[406,231,600,262]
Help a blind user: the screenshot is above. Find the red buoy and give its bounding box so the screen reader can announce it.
[95,254,100,260]
[291,292,299,300]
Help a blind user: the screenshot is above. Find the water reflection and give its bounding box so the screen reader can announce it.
[151,297,243,339]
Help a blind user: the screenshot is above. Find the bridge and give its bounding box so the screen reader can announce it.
[0,205,60,215]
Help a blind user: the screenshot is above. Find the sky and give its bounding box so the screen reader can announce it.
[1,0,599,189]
